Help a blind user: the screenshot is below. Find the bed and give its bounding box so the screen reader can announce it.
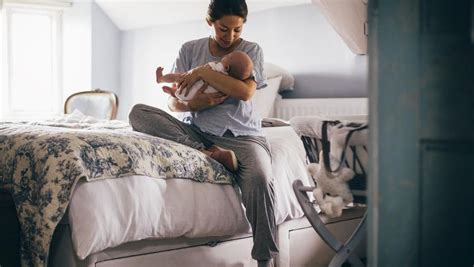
[0,112,366,267]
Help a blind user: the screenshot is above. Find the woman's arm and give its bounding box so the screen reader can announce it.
[168,81,228,112]
[177,66,256,101]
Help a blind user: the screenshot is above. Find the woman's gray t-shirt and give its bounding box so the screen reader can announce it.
[171,37,266,137]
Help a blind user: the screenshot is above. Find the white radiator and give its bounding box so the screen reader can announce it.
[273,97,368,120]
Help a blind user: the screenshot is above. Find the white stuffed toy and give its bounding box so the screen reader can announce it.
[308,151,355,218]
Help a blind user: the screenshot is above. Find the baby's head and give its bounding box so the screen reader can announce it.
[221,51,254,80]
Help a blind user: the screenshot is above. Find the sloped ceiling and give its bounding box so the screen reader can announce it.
[312,0,368,55]
[93,0,311,31]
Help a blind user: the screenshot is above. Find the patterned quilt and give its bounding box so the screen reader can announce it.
[0,121,234,267]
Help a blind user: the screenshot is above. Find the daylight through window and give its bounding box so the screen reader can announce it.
[1,4,62,121]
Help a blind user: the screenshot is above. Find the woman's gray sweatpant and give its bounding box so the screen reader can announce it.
[128,104,279,261]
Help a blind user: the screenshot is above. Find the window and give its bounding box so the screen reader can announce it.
[1,2,63,121]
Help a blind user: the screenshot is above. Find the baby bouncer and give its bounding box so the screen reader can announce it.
[291,115,368,267]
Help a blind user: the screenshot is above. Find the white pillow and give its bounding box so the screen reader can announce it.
[253,76,282,118]
[264,63,295,92]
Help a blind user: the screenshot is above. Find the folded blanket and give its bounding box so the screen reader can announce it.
[0,121,233,266]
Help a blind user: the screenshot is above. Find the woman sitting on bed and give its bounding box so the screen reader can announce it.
[128,0,278,266]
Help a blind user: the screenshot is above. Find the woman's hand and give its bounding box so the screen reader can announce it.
[187,81,228,111]
[177,65,211,97]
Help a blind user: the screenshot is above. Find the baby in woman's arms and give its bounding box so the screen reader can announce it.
[156,50,254,101]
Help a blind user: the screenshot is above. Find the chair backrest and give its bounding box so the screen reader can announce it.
[64,89,118,120]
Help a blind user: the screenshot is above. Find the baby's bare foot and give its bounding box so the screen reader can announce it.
[156,67,164,83]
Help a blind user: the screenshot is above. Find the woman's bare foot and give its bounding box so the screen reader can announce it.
[202,145,238,172]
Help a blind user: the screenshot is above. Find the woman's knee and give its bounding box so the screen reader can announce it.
[129,104,145,121]
[129,104,164,125]
[129,104,157,130]
[238,146,273,187]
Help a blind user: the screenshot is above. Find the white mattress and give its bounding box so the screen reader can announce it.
[68,126,313,259]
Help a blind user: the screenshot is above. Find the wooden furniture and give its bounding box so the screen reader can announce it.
[64,89,118,120]
[292,116,368,266]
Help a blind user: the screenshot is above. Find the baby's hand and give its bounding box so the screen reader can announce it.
[156,67,164,83]
[162,83,177,97]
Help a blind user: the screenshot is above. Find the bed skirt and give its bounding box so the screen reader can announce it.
[1,191,366,267]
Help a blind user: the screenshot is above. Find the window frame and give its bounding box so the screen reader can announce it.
[1,2,64,121]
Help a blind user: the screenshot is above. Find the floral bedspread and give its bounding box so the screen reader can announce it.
[0,121,234,267]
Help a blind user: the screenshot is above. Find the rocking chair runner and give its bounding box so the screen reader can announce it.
[290,115,368,267]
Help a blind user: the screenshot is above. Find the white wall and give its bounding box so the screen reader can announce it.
[62,1,92,100]
[91,2,120,94]
[119,20,210,120]
[62,1,120,104]
[245,4,368,99]
[117,3,368,120]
